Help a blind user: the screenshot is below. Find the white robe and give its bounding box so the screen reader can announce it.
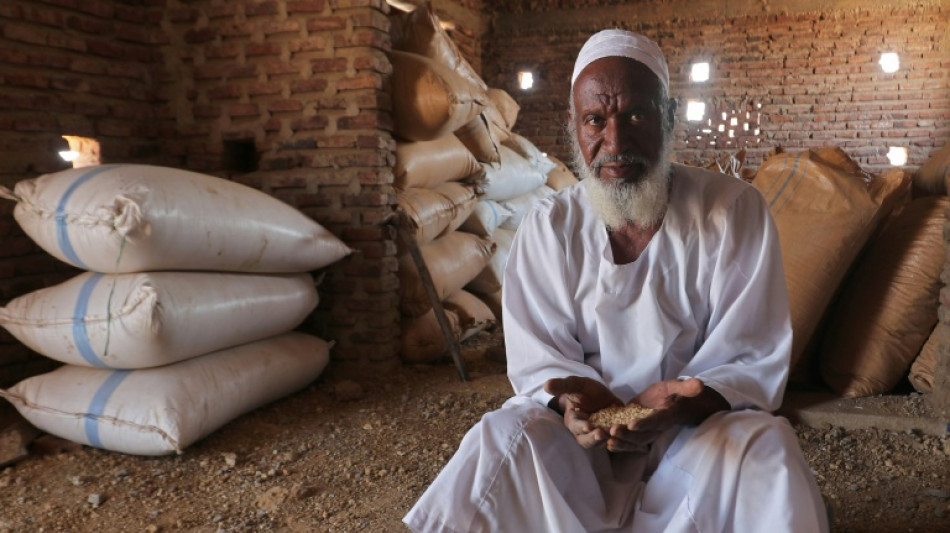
[405,164,829,532]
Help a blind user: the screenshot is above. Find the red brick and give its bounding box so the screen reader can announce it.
[307,16,346,31]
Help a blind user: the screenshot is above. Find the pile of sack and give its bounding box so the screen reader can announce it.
[749,145,950,398]
[389,5,577,363]
[0,164,351,455]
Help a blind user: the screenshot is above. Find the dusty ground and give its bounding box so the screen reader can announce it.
[2,328,950,532]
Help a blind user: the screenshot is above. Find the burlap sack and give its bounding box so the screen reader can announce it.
[475,288,504,322]
[394,136,483,190]
[444,289,497,336]
[466,227,516,296]
[397,183,478,246]
[752,148,910,381]
[390,50,486,142]
[820,196,948,397]
[398,231,496,317]
[435,182,478,236]
[546,154,579,191]
[488,88,520,131]
[909,326,945,394]
[389,5,487,94]
[399,307,461,364]
[455,114,502,164]
[913,143,950,196]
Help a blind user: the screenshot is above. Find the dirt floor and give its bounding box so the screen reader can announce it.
[2,328,950,532]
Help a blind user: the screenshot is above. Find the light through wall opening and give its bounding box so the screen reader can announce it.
[518,71,534,91]
[886,146,908,166]
[879,52,900,73]
[690,62,710,83]
[686,100,706,122]
[60,135,101,168]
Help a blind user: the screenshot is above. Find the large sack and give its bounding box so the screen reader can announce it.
[546,154,579,191]
[0,332,330,455]
[390,50,486,142]
[389,5,488,94]
[0,271,317,369]
[487,88,519,132]
[394,136,483,190]
[909,326,945,394]
[454,114,502,165]
[398,231,496,317]
[397,183,477,245]
[820,196,948,397]
[399,290,495,364]
[400,307,461,364]
[913,143,950,196]
[0,165,351,274]
[503,133,556,175]
[466,227,516,296]
[480,145,548,201]
[443,289,496,337]
[752,148,910,379]
[500,185,556,231]
[459,199,513,238]
[435,182,479,236]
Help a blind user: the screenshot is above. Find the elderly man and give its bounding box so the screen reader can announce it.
[404,29,829,532]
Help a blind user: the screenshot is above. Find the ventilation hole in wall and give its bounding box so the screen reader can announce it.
[61,135,101,168]
[683,98,762,150]
[224,139,258,173]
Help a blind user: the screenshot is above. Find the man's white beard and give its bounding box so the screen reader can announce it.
[574,141,673,230]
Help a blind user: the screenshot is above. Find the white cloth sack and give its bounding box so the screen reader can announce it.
[500,185,556,231]
[0,332,330,456]
[459,199,513,238]
[480,146,548,201]
[0,164,352,273]
[0,271,318,369]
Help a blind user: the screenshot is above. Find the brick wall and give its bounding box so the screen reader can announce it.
[483,1,950,174]
[154,0,400,376]
[0,0,165,386]
[0,0,402,382]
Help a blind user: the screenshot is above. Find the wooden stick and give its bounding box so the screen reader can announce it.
[396,210,468,382]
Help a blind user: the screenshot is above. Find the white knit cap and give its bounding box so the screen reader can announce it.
[571,29,669,92]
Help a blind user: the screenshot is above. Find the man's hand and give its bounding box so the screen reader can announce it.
[604,378,730,453]
[545,377,730,454]
[544,376,621,450]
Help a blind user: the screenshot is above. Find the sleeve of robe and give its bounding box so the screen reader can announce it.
[502,185,792,412]
[680,186,792,412]
[502,196,604,409]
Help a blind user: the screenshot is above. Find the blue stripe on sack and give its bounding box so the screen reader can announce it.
[73,272,109,368]
[772,156,808,216]
[768,153,803,211]
[84,369,132,449]
[56,165,120,269]
[486,200,499,228]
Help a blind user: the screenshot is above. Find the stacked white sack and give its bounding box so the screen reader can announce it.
[0,333,329,455]
[0,164,351,455]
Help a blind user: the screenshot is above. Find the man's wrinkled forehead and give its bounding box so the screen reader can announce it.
[571,29,669,93]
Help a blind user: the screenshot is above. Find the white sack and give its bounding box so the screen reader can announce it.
[0,332,330,456]
[459,199,513,238]
[480,146,548,201]
[0,271,318,369]
[500,185,556,231]
[0,164,352,273]
[502,133,557,175]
